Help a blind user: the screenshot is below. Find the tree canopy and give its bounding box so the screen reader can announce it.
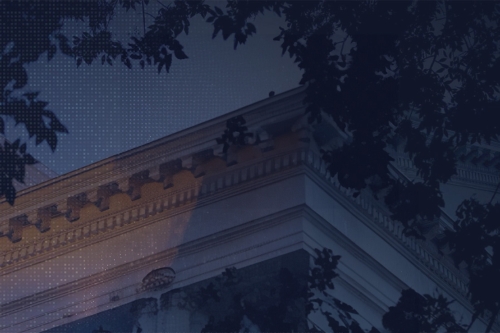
[1,0,500,331]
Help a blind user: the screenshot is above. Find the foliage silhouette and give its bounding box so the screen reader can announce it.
[215,115,253,154]
[184,248,380,333]
[382,288,466,333]
[2,0,500,330]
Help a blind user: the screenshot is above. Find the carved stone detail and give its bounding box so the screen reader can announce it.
[86,189,98,203]
[116,178,130,193]
[460,147,479,163]
[472,149,491,165]
[66,193,88,222]
[56,199,69,216]
[37,205,57,232]
[0,147,474,299]
[180,155,193,170]
[8,215,28,243]
[128,171,151,201]
[139,267,176,292]
[484,152,500,168]
[256,130,274,152]
[26,211,40,226]
[160,159,183,189]
[95,183,120,211]
[149,164,161,182]
[226,145,239,167]
[191,149,214,177]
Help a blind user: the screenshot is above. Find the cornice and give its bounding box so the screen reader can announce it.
[0,146,308,273]
[0,88,307,244]
[1,141,472,313]
[0,84,491,329]
[0,145,481,329]
[301,150,500,332]
[291,148,472,303]
[11,86,306,200]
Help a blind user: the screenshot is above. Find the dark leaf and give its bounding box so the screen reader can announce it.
[24,154,37,165]
[50,117,69,133]
[35,134,44,146]
[164,53,172,72]
[334,298,359,315]
[13,66,28,89]
[47,44,57,61]
[47,133,57,152]
[174,49,188,60]
[5,183,16,206]
[13,139,20,150]
[246,22,256,34]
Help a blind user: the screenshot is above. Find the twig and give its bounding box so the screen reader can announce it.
[141,0,146,36]
[428,52,438,74]
[485,307,499,333]
[340,35,349,58]
[157,0,170,9]
[465,310,479,333]
[488,181,500,205]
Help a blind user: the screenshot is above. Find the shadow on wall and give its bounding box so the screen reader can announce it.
[41,110,309,332]
[43,251,310,333]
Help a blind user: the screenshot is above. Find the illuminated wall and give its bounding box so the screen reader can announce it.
[1,87,498,332]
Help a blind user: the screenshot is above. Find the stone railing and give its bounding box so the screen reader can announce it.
[301,149,470,298]
[394,155,500,187]
[1,146,471,299]
[0,144,307,270]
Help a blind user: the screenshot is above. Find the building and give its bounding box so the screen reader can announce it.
[0,87,499,332]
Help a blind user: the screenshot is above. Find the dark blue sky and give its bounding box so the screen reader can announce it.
[10,3,302,176]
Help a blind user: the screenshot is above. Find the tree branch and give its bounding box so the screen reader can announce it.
[485,307,499,333]
[428,52,438,74]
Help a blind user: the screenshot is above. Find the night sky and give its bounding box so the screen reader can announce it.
[9,2,302,176]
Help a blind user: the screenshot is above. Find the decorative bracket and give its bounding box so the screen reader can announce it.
[95,183,120,211]
[139,267,176,292]
[128,171,151,201]
[37,205,57,232]
[8,215,28,243]
[471,149,491,165]
[256,130,274,152]
[192,149,214,177]
[66,193,88,222]
[484,152,500,168]
[159,159,183,189]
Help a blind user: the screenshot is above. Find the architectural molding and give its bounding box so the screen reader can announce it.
[0,147,306,271]
[0,146,472,308]
[300,150,470,297]
[2,86,498,332]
